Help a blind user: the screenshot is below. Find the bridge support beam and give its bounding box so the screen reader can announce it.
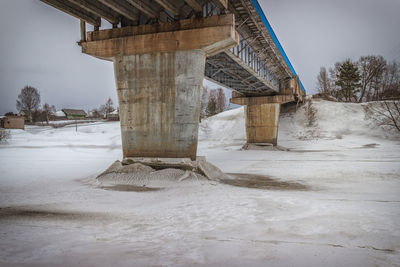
[231,94,295,146]
[80,14,238,160]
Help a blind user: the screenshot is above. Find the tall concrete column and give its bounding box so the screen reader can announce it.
[114,51,205,160]
[245,103,280,145]
[81,14,239,160]
[231,95,295,146]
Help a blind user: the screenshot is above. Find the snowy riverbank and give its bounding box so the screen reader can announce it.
[1,100,399,266]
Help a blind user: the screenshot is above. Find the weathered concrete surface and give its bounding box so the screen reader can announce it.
[279,77,306,102]
[114,51,205,160]
[86,14,235,42]
[231,95,283,146]
[82,14,238,60]
[231,95,295,105]
[81,15,238,160]
[245,103,280,145]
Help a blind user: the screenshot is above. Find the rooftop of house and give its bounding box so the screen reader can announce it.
[61,109,87,116]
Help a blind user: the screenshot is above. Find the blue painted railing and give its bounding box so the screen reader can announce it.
[250,0,306,93]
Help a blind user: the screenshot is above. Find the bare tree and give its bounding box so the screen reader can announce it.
[216,88,226,113]
[305,98,317,127]
[16,86,40,123]
[364,101,400,132]
[42,103,56,125]
[358,55,387,102]
[316,66,332,94]
[379,61,400,101]
[98,105,106,118]
[90,108,102,119]
[105,97,115,115]
[200,86,209,121]
[206,89,217,117]
[0,129,10,143]
[329,62,341,98]
[97,98,115,119]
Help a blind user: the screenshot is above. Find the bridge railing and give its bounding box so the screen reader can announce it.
[229,35,279,89]
[202,2,279,91]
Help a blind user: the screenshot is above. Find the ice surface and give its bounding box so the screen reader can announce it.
[0,100,399,266]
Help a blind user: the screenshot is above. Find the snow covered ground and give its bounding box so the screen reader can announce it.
[0,100,399,266]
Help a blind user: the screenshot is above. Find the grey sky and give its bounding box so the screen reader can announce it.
[1,0,399,115]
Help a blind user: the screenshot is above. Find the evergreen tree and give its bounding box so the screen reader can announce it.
[335,60,361,102]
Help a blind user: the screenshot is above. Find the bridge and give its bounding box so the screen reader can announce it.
[40,0,306,160]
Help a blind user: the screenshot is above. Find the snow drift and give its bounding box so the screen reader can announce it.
[199,100,399,145]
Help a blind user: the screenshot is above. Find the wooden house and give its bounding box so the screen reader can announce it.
[61,109,87,120]
[0,116,25,130]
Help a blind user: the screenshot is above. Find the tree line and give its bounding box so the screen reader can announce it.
[200,87,227,120]
[316,55,400,102]
[13,85,56,124]
[9,85,117,124]
[316,55,400,133]
[9,85,228,125]
[90,97,116,119]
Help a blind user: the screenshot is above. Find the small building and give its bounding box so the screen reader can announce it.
[61,109,87,120]
[0,115,25,130]
[107,110,119,121]
[52,110,67,120]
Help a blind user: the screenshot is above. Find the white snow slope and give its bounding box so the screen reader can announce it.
[1,100,399,266]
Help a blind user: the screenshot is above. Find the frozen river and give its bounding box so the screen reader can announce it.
[1,101,400,266]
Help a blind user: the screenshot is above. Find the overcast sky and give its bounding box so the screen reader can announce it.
[1,0,399,115]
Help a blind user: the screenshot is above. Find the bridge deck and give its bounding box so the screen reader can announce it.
[39,0,305,97]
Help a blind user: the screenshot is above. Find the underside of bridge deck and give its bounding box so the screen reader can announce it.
[40,0,303,96]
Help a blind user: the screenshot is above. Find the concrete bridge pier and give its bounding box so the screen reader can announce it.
[245,102,280,145]
[231,94,296,146]
[114,51,205,160]
[81,15,238,160]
